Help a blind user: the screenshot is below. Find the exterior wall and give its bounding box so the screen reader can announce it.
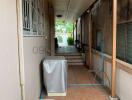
[49,4,55,55]
[92,50,132,100]
[0,0,21,100]
[22,0,55,100]
[74,19,82,43]
[91,0,132,99]
[117,0,132,23]
[82,13,90,66]
[82,13,89,46]
[23,37,47,100]
[91,0,112,55]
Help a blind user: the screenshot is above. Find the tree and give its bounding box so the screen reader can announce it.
[55,19,73,35]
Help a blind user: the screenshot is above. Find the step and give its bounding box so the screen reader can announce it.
[55,53,85,66]
[55,53,81,56]
[68,62,85,66]
[65,56,83,59]
[67,59,84,63]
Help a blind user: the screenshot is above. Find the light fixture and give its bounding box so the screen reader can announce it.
[56,15,63,18]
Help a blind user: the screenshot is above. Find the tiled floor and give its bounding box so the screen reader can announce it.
[56,46,78,54]
[68,66,99,84]
[43,66,110,100]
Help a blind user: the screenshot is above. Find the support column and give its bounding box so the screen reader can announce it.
[73,24,75,41]
[110,0,118,99]
[81,16,83,45]
[76,20,78,41]
[88,14,92,69]
[75,20,78,46]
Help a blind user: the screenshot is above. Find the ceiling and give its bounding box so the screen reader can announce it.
[52,0,95,22]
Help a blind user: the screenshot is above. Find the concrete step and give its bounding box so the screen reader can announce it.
[68,59,84,63]
[65,56,83,60]
[55,53,81,56]
[55,53,85,65]
[68,62,85,66]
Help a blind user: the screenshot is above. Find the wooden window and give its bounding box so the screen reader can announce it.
[126,23,132,64]
[117,23,132,64]
[116,24,126,61]
[96,31,103,52]
[116,0,132,64]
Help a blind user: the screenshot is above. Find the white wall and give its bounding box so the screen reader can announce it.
[92,52,104,78]
[92,50,132,100]
[0,0,21,100]
[105,61,132,100]
[116,67,132,100]
[22,0,55,99]
[23,37,48,100]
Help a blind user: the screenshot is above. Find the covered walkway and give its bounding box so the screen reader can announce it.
[0,0,132,100]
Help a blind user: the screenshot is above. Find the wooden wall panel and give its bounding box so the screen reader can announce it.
[128,0,132,20]
[117,0,128,22]
[91,0,112,55]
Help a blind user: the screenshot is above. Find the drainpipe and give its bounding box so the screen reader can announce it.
[110,0,118,100]
[16,0,25,100]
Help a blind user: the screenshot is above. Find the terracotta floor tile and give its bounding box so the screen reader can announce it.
[43,66,109,100]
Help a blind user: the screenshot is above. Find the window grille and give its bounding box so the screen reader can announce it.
[38,13,43,35]
[32,0,38,33]
[22,0,45,36]
[23,0,30,31]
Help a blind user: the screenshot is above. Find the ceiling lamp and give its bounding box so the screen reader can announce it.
[56,15,63,18]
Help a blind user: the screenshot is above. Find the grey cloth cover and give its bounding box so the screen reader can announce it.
[43,56,67,93]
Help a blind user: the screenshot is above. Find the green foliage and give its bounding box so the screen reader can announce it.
[67,37,74,45]
[55,19,73,34]
[55,19,66,33]
[65,22,73,33]
[57,36,63,43]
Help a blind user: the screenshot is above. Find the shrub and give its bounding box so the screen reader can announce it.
[67,37,74,45]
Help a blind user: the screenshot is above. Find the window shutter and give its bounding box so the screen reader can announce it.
[126,23,132,64]
[117,24,126,61]
[96,31,103,52]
